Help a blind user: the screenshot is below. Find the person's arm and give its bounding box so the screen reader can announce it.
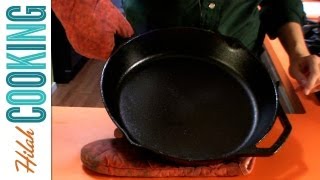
[277,22,320,95]
[260,0,320,95]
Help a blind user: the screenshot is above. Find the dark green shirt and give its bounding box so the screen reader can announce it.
[122,0,305,55]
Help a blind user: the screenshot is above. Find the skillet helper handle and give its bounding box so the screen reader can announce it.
[238,105,292,156]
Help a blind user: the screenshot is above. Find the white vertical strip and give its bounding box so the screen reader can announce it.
[0,1,51,180]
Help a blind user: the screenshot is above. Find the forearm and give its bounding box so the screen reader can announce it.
[277,22,320,95]
[277,22,310,60]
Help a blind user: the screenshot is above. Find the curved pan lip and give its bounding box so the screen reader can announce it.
[100,27,280,162]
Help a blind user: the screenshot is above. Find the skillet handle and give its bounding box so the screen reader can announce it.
[237,105,292,156]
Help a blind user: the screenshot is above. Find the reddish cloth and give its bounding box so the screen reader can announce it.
[81,138,256,177]
[52,0,134,60]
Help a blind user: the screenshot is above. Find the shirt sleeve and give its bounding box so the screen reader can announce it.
[259,0,306,39]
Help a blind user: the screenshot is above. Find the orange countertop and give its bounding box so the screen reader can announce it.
[52,38,320,180]
[52,103,320,180]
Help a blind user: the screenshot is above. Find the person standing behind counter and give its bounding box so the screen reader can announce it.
[51,0,320,95]
[122,0,320,95]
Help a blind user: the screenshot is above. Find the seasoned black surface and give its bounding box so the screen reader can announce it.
[118,56,257,160]
[101,27,280,162]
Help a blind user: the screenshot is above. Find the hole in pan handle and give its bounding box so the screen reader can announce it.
[237,103,292,157]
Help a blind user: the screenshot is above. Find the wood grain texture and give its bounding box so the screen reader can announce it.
[52,59,106,107]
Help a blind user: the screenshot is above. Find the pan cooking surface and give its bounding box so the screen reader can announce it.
[117,55,258,160]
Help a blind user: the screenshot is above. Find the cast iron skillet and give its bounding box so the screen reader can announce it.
[100,27,291,164]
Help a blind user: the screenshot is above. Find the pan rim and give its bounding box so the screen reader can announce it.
[100,27,280,162]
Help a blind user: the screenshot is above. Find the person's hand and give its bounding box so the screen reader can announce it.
[101,0,134,38]
[52,0,134,60]
[289,54,320,95]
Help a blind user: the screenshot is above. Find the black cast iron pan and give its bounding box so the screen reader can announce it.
[100,27,291,165]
